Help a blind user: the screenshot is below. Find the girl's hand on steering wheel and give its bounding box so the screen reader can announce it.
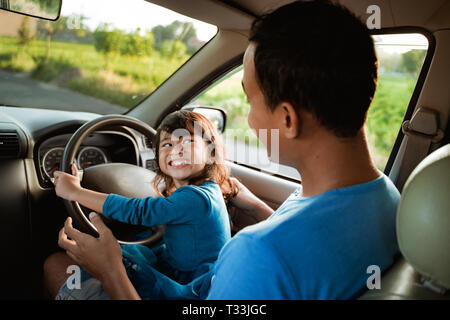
[54,163,82,201]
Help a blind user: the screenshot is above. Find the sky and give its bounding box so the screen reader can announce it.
[60,0,428,52]
[372,33,429,53]
[61,0,218,41]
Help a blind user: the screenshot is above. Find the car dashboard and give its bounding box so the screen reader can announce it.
[37,131,140,188]
[0,106,156,299]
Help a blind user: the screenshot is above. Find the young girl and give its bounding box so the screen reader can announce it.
[51,110,241,300]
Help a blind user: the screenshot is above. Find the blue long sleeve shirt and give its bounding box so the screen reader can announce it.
[102,181,231,272]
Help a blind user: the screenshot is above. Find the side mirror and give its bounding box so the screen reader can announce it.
[182,105,227,134]
[0,0,62,21]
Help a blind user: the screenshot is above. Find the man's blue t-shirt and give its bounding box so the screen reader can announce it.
[207,173,400,299]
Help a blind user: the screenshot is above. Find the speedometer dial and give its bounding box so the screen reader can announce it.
[77,147,107,169]
[42,147,65,180]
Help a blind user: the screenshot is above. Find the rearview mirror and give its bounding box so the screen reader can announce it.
[182,105,227,133]
[0,0,62,21]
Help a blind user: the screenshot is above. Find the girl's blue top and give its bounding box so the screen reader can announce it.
[102,181,231,299]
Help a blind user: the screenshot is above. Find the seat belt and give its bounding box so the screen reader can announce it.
[390,107,444,192]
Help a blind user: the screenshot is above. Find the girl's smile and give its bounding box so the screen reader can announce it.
[168,159,190,168]
[158,130,210,188]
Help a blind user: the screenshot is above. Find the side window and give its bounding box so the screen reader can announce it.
[190,66,300,179]
[190,33,429,179]
[368,33,428,170]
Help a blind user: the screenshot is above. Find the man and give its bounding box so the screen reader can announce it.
[206,0,400,299]
[45,0,400,300]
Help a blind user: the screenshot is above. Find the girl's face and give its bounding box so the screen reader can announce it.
[158,130,212,188]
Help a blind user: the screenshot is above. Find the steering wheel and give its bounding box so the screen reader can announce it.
[60,114,165,245]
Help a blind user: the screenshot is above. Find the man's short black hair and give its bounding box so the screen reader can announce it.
[249,0,378,137]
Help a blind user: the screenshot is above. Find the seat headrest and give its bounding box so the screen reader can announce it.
[397,143,450,290]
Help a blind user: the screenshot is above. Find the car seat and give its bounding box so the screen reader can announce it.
[360,143,450,299]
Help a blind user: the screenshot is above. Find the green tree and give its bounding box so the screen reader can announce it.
[10,16,37,71]
[93,24,125,69]
[151,24,173,49]
[161,40,187,60]
[37,15,74,63]
[151,20,198,52]
[401,49,426,76]
[142,31,155,56]
[121,29,154,56]
[17,16,36,48]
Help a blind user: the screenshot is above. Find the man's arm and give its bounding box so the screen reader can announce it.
[100,265,141,300]
[59,213,141,300]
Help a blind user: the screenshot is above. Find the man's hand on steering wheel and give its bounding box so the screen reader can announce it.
[58,212,124,283]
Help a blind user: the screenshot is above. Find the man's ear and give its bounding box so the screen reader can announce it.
[276,103,300,139]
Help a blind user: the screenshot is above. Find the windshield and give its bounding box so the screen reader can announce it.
[0,0,217,114]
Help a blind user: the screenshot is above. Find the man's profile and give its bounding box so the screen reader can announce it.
[206,0,400,299]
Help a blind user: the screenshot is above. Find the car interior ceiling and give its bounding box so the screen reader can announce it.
[0,0,449,299]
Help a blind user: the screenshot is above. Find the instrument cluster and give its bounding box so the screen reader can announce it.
[41,146,108,180]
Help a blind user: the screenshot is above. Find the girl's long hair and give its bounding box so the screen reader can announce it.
[152,110,239,203]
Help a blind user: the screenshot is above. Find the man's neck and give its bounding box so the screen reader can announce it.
[293,129,380,198]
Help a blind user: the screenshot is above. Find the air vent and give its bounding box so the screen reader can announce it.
[143,135,152,149]
[145,159,158,171]
[0,132,20,158]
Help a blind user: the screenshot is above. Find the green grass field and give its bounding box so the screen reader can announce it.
[0,35,419,170]
[0,36,189,108]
